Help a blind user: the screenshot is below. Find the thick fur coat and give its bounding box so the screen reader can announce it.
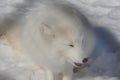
[0,1,95,80]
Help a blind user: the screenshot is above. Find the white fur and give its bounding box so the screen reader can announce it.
[1,2,95,80]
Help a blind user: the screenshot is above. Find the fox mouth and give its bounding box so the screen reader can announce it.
[73,58,89,73]
[73,62,83,67]
[73,58,88,67]
[67,58,89,68]
[73,62,90,73]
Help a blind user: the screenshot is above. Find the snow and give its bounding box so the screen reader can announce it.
[0,0,120,80]
[108,9,120,19]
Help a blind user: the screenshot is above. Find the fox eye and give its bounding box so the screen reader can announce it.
[69,44,74,47]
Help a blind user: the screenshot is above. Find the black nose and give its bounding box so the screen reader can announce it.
[82,58,88,63]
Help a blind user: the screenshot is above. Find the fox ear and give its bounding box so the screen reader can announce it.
[40,23,55,38]
[41,23,53,35]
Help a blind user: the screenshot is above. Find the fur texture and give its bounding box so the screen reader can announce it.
[1,1,95,80]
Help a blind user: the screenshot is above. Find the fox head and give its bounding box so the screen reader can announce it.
[38,12,95,67]
[23,4,95,67]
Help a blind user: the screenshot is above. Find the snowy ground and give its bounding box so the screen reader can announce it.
[0,0,120,80]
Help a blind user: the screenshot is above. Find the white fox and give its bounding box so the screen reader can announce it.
[0,1,95,80]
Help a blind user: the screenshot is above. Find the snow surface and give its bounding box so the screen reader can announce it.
[0,0,120,80]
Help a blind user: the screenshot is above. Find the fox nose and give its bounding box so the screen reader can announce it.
[82,58,88,63]
[74,62,82,67]
[74,58,88,67]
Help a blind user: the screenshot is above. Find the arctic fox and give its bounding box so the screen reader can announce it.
[0,1,95,80]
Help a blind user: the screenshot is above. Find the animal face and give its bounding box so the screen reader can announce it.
[39,14,93,67]
[24,5,95,68]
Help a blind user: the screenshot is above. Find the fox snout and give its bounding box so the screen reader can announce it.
[74,58,88,67]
